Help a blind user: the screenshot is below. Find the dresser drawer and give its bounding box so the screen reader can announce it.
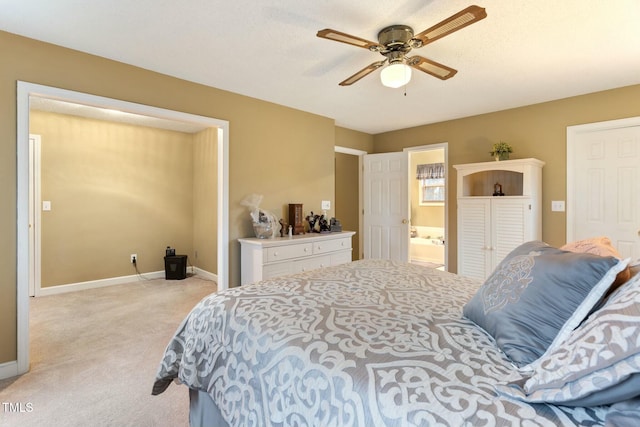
[313,237,351,255]
[291,255,332,274]
[239,231,356,285]
[331,251,352,265]
[262,262,293,280]
[266,243,312,263]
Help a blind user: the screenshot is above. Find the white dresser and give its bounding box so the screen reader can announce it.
[239,231,355,285]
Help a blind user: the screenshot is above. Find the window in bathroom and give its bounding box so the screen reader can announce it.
[417,163,445,206]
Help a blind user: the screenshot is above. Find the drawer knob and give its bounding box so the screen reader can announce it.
[304,247,308,252]
[273,251,278,257]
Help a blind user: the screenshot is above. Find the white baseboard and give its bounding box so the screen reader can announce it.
[36,268,218,297]
[0,360,19,380]
[37,271,165,297]
[192,267,217,282]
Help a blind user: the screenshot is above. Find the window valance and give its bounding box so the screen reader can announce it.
[416,163,445,180]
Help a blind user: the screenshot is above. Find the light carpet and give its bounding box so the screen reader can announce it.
[0,276,217,427]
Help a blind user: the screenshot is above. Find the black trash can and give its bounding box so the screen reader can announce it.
[164,255,187,280]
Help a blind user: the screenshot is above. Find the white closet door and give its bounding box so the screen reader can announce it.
[568,120,640,260]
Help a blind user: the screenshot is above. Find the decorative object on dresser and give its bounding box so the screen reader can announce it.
[241,193,279,238]
[238,231,355,285]
[278,218,288,237]
[454,158,545,281]
[288,203,305,235]
[306,211,331,233]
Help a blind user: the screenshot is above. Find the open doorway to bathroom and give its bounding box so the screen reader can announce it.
[406,144,447,271]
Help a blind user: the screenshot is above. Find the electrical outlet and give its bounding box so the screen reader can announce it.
[130,254,137,264]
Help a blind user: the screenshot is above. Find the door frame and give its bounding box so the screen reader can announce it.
[28,134,42,297]
[404,143,449,270]
[15,81,230,377]
[567,116,640,243]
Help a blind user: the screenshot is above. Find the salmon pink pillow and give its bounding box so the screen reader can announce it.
[561,237,631,288]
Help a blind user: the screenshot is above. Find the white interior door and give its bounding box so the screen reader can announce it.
[363,152,409,260]
[568,117,640,260]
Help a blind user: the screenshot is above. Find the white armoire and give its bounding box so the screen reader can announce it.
[454,158,545,281]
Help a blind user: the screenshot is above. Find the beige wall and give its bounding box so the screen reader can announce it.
[30,111,193,287]
[335,126,374,153]
[193,128,218,274]
[373,84,640,273]
[0,31,336,364]
[334,126,373,260]
[335,152,360,259]
[31,111,207,286]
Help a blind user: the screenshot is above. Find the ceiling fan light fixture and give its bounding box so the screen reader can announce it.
[380,62,412,88]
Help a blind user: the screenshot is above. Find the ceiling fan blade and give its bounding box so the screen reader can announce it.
[317,29,380,50]
[413,5,487,46]
[407,56,457,80]
[339,61,386,86]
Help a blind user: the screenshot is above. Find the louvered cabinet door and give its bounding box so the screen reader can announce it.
[491,198,534,269]
[457,198,491,281]
[458,197,537,280]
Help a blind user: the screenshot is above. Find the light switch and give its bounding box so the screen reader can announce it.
[321,200,331,210]
[551,200,565,212]
[42,201,51,211]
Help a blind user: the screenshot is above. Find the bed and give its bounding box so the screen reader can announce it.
[152,240,640,426]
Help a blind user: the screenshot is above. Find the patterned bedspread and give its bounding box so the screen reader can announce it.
[153,259,608,426]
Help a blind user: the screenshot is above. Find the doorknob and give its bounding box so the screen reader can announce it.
[402,219,408,224]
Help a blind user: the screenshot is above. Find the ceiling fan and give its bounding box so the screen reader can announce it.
[317,5,487,87]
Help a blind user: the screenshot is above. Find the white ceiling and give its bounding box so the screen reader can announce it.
[2,0,639,134]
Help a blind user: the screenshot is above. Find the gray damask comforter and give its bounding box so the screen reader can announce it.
[153,259,609,426]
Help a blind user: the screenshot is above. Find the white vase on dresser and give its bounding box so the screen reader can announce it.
[239,231,355,285]
[454,158,544,281]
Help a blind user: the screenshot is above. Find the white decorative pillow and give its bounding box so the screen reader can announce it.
[495,273,640,406]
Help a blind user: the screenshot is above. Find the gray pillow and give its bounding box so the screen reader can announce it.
[463,240,629,368]
[495,273,640,406]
